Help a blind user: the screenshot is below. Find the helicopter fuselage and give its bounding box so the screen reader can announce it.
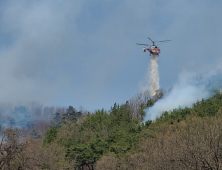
[143,46,160,55]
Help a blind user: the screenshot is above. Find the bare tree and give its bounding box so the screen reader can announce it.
[0,128,27,170]
[143,116,222,169]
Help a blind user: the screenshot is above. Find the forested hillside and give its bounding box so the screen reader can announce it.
[1,91,222,169]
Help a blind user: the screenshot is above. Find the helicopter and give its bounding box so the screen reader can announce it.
[137,37,171,55]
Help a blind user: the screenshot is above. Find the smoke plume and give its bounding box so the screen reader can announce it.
[143,70,222,122]
[0,103,60,129]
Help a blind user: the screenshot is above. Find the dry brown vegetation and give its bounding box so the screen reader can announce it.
[0,128,75,170]
[95,115,222,170]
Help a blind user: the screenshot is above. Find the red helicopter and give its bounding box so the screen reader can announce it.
[137,37,171,55]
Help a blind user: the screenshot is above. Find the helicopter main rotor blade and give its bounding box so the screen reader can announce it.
[155,40,172,42]
[136,43,150,46]
[155,41,171,45]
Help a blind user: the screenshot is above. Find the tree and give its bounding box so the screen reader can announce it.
[0,128,27,169]
[43,126,58,145]
[62,106,83,123]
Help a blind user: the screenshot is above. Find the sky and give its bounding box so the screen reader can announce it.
[0,0,221,112]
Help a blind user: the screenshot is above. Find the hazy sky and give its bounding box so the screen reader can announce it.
[0,0,221,111]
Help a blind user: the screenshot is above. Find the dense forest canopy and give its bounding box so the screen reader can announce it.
[1,90,222,169]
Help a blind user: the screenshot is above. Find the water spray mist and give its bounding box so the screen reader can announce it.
[149,54,159,96]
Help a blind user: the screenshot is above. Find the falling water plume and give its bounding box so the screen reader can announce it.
[149,54,159,96]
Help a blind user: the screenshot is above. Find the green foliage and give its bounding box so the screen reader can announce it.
[51,101,141,167]
[51,106,83,128]
[53,112,61,123]
[42,92,222,169]
[66,138,109,165]
[156,107,192,124]
[80,109,109,132]
[145,120,152,127]
[147,99,155,107]
[43,126,58,145]
[65,106,82,123]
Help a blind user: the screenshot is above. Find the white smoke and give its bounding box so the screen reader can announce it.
[149,54,159,96]
[143,70,222,122]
